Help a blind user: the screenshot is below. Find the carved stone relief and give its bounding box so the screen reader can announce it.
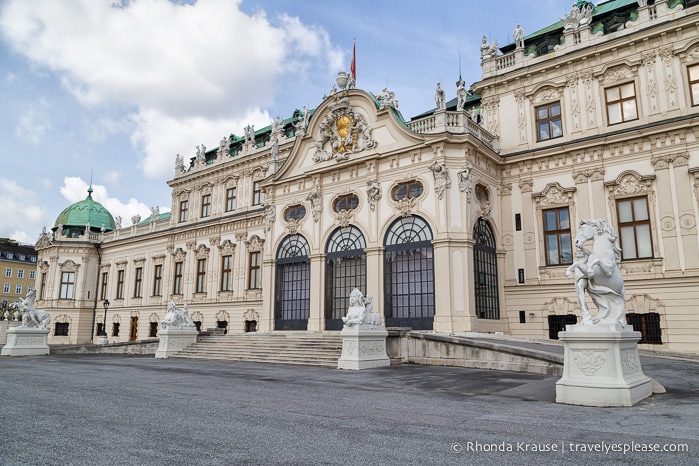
[312,97,376,163]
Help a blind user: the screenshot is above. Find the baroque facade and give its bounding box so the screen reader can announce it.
[33,0,699,353]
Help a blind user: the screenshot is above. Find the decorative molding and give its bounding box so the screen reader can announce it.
[572,167,605,184]
[532,182,576,207]
[312,97,376,163]
[245,235,265,252]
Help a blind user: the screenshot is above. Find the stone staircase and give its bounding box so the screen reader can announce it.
[171,332,343,367]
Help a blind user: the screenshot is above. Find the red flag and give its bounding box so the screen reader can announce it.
[350,40,356,82]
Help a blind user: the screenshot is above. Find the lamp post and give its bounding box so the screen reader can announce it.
[97,299,110,345]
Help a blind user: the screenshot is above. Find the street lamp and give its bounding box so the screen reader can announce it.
[98,299,110,345]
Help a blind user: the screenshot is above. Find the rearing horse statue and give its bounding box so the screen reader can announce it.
[565,219,628,328]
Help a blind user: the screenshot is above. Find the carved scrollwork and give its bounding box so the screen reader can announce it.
[312,98,376,163]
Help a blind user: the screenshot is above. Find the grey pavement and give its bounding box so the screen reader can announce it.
[0,353,698,466]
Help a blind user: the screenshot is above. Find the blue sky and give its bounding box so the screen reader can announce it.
[0,0,569,244]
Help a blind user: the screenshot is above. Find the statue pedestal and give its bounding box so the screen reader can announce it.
[154,326,198,359]
[1,327,50,356]
[338,323,390,370]
[556,324,652,407]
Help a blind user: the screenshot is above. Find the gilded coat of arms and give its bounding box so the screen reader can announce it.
[313,97,376,163]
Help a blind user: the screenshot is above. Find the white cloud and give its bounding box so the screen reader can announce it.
[14,99,51,144]
[0,178,47,243]
[0,0,340,179]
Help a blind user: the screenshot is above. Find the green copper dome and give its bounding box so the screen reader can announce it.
[54,187,116,235]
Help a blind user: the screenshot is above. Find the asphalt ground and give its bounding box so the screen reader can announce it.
[0,353,698,466]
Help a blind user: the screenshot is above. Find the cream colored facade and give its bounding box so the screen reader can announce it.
[33,0,699,354]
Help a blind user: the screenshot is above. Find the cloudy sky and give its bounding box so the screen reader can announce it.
[0,0,569,244]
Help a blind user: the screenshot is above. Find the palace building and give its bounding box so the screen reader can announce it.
[32,0,699,354]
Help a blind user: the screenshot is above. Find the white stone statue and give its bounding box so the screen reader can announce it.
[218,135,231,156]
[435,82,445,110]
[562,1,594,31]
[565,219,627,328]
[272,115,284,134]
[342,288,367,326]
[294,106,310,136]
[429,160,452,200]
[196,144,206,161]
[131,214,141,225]
[513,23,525,49]
[456,79,467,111]
[12,289,51,329]
[457,163,473,198]
[161,300,195,329]
[115,216,122,229]
[305,183,323,222]
[269,135,279,160]
[376,87,399,110]
[263,201,276,231]
[150,206,160,220]
[244,125,255,143]
[175,154,185,171]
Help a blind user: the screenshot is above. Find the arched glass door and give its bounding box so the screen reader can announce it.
[325,226,367,330]
[274,234,311,330]
[473,217,500,319]
[383,216,435,330]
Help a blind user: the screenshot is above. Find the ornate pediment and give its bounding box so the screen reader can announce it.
[312,97,376,163]
[533,182,576,207]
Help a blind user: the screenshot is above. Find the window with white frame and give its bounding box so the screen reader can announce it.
[605,82,638,125]
[15,284,22,294]
[535,101,563,141]
[201,194,211,217]
[689,64,699,107]
[17,269,24,279]
[60,272,75,299]
[29,270,35,280]
[5,268,11,278]
[617,197,653,260]
[3,283,9,293]
[543,207,573,265]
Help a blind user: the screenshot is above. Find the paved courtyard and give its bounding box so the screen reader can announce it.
[1,353,697,465]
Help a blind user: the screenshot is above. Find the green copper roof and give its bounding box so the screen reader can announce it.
[54,187,116,231]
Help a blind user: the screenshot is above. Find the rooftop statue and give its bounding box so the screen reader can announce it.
[565,219,628,328]
[513,23,525,49]
[12,289,51,329]
[435,82,445,110]
[456,79,467,111]
[562,1,594,31]
[244,124,255,144]
[376,87,399,110]
[480,36,499,60]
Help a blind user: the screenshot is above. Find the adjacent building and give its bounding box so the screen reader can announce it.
[32,0,699,353]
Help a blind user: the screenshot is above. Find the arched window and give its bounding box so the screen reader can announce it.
[325,226,367,330]
[473,218,499,319]
[383,216,435,330]
[274,234,311,330]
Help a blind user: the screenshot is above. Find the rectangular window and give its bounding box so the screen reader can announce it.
[252,182,264,206]
[116,270,125,299]
[29,270,36,280]
[196,259,207,293]
[27,285,34,293]
[543,207,573,265]
[535,101,563,141]
[173,262,183,295]
[226,187,237,212]
[153,264,163,296]
[179,200,189,222]
[60,272,75,299]
[15,284,22,294]
[112,322,120,337]
[55,322,69,336]
[689,64,699,107]
[606,82,638,125]
[17,269,24,279]
[149,321,159,337]
[5,268,11,278]
[617,197,653,260]
[133,267,143,298]
[220,255,232,292]
[201,194,211,217]
[100,272,108,301]
[3,283,9,293]
[248,252,261,289]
